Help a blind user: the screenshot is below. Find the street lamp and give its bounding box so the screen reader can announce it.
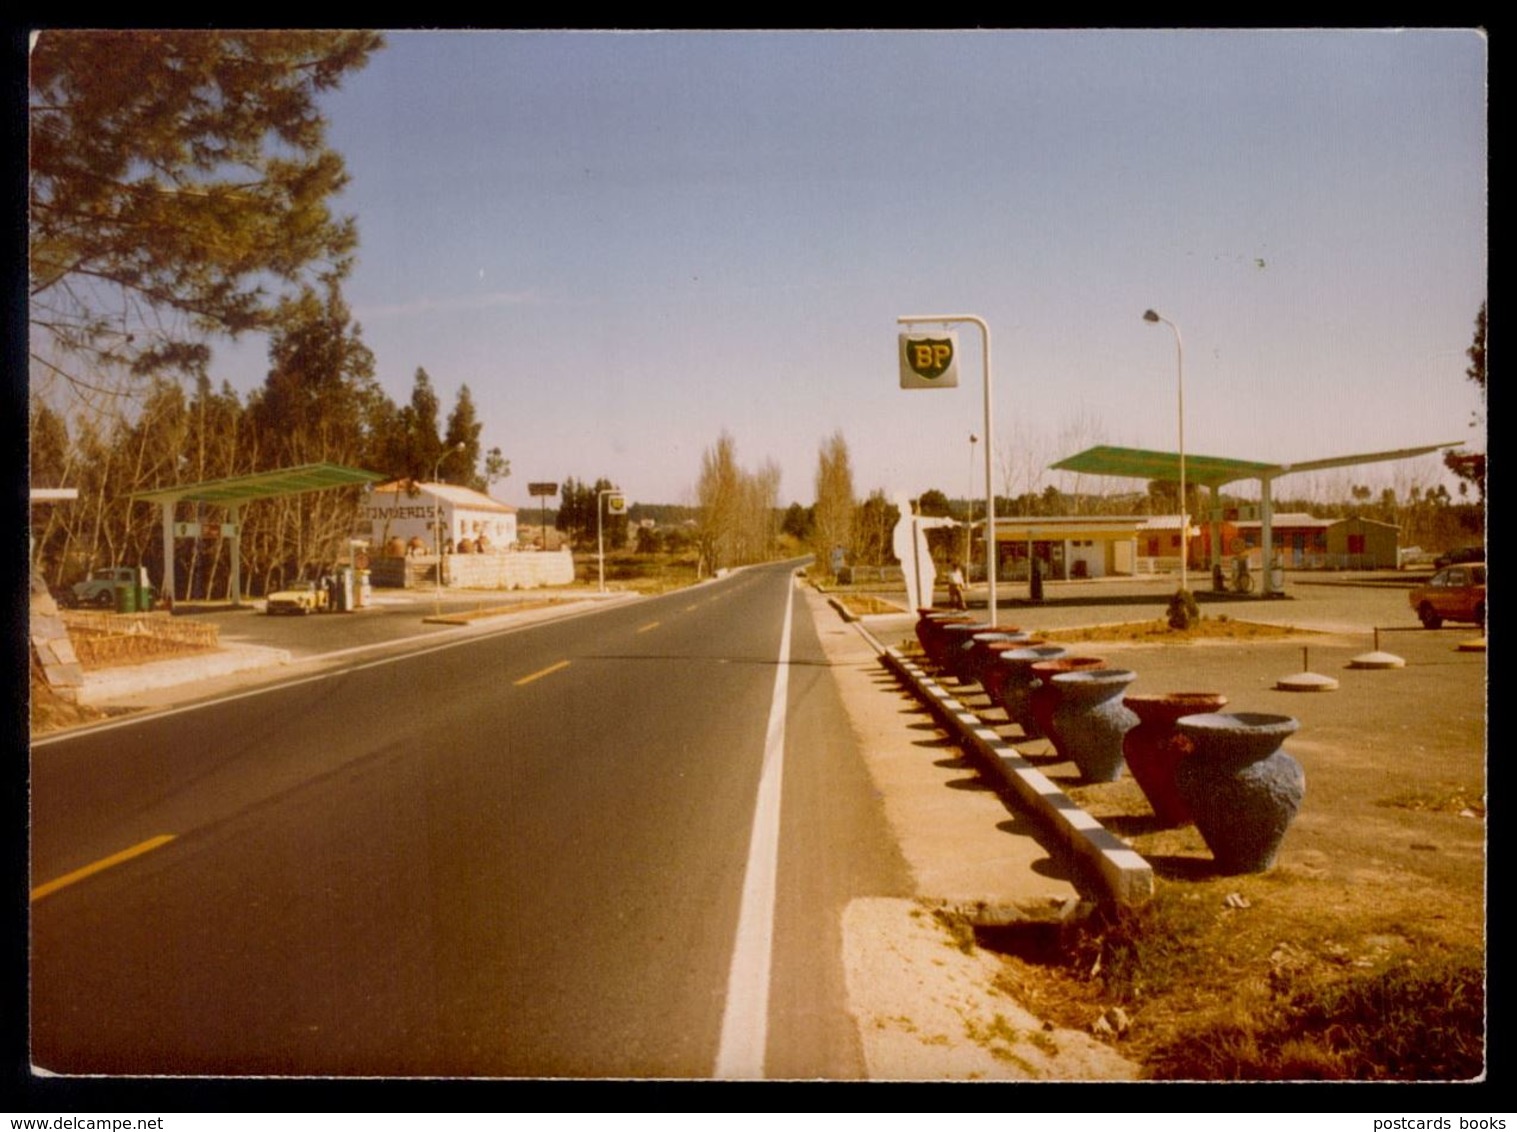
[596,486,624,594]
[966,433,978,573]
[433,442,466,612]
[1143,309,1187,594]
[899,314,997,623]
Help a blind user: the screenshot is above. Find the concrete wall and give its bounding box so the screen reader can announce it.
[370,549,574,590]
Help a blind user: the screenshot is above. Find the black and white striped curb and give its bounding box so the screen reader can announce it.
[872,636,1155,907]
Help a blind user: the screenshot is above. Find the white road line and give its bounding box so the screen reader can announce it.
[714,575,794,1079]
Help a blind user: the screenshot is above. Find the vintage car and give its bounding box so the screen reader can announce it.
[265,579,331,616]
[67,566,150,609]
[1408,564,1486,629]
[1434,545,1485,570]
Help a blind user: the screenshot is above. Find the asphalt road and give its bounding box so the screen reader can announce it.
[30,560,909,1078]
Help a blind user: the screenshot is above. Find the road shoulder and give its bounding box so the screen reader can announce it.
[803,587,1139,1080]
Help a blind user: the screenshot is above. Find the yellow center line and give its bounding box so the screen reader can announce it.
[514,659,571,686]
[637,621,661,633]
[32,834,177,903]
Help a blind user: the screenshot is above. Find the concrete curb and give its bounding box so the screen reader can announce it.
[847,614,1154,907]
[78,644,292,704]
[880,647,1155,907]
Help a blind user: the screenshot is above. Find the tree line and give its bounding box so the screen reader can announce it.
[26,32,529,599]
[30,333,506,599]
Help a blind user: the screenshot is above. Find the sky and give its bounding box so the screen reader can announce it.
[207,29,1488,511]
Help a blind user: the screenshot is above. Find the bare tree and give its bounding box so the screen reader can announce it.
[812,430,855,571]
[695,431,740,574]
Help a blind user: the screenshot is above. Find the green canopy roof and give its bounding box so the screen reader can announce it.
[1049,446,1275,488]
[132,463,387,506]
[1050,442,1460,490]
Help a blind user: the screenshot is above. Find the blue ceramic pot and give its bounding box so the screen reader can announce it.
[1050,669,1139,782]
[1174,712,1305,874]
[991,645,1067,734]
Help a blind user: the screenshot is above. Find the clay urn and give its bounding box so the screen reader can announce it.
[1122,692,1229,825]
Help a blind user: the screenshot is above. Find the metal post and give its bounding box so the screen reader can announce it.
[1144,309,1187,593]
[596,486,622,595]
[899,314,996,624]
[432,443,465,613]
[229,503,242,606]
[161,499,176,609]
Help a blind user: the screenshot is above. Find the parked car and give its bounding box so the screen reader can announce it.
[265,579,330,616]
[1434,545,1485,570]
[1409,564,1486,629]
[67,566,149,609]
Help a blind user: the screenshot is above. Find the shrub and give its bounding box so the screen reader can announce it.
[1167,587,1200,630]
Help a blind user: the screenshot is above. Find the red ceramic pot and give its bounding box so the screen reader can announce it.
[980,637,1046,706]
[1029,656,1107,754]
[1122,692,1229,825]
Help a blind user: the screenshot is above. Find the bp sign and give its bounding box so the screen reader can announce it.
[899,331,959,389]
[606,494,627,515]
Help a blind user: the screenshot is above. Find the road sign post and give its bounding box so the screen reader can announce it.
[597,487,625,594]
[528,482,559,549]
[897,314,997,624]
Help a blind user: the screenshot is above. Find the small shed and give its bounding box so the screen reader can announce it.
[1325,517,1401,569]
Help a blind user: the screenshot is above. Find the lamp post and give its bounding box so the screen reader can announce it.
[899,314,997,623]
[1143,309,1187,594]
[966,433,978,575]
[596,486,624,594]
[433,442,466,612]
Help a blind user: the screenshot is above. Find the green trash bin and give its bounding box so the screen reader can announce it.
[138,584,156,612]
[115,583,134,613]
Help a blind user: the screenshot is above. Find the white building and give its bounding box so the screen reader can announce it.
[358,482,519,554]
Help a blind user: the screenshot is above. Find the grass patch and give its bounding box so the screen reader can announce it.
[1038,618,1305,644]
[572,549,703,594]
[1147,947,1484,1080]
[931,905,979,956]
[1060,889,1218,1005]
[991,882,1485,1081]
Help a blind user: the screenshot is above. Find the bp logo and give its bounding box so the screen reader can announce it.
[899,332,960,389]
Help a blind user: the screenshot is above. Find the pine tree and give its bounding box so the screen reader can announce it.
[29,30,383,389]
[404,368,444,483]
[442,384,485,490]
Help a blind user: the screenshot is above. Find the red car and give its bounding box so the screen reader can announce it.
[1409,564,1486,629]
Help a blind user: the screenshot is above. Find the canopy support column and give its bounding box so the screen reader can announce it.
[160,498,179,607]
[229,503,243,606]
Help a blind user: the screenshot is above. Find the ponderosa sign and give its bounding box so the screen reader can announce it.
[899,331,959,389]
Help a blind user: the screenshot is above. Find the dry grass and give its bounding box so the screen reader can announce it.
[1037,616,1308,644]
[985,880,1484,1080]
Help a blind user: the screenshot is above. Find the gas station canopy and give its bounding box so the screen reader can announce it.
[132,462,387,606]
[1050,445,1274,489]
[131,462,386,506]
[1050,443,1459,489]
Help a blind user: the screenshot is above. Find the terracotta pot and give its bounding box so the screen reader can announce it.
[991,646,1068,733]
[937,621,994,680]
[1122,693,1229,825]
[1174,712,1305,874]
[1050,669,1139,782]
[915,612,975,667]
[1029,656,1107,749]
[910,613,970,664]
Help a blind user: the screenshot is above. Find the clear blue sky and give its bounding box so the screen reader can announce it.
[214,29,1488,509]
